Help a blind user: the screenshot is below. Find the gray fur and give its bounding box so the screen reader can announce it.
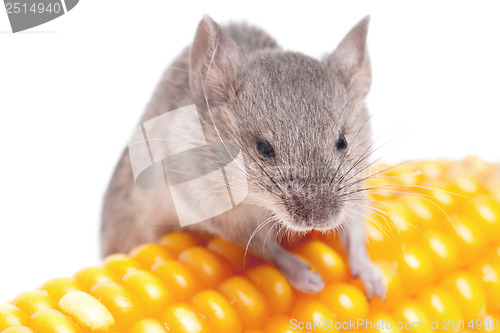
[101,15,387,298]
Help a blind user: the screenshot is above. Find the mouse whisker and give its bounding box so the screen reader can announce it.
[166,65,190,73]
[344,202,398,242]
[275,221,288,243]
[336,128,395,186]
[230,136,285,195]
[244,215,278,268]
[175,192,274,211]
[128,138,257,184]
[344,183,468,200]
[263,220,279,254]
[142,133,275,197]
[365,189,458,233]
[347,206,407,255]
[231,135,287,199]
[198,117,285,199]
[350,196,433,243]
[338,160,450,194]
[163,77,193,95]
[160,166,250,191]
[337,157,428,192]
[200,49,255,190]
[128,138,216,149]
[339,128,416,190]
[335,123,407,190]
[330,114,372,186]
[336,95,355,121]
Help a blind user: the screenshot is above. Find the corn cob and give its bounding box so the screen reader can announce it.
[1,156,499,333]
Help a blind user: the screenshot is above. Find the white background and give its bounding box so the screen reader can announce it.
[0,0,499,301]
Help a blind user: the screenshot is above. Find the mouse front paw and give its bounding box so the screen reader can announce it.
[274,253,325,294]
[349,258,387,300]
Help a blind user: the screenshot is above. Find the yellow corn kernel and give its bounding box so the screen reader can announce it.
[442,272,486,321]
[391,300,432,333]
[218,277,269,330]
[369,260,404,310]
[161,303,210,333]
[158,232,201,253]
[0,326,33,333]
[58,291,115,332]
[471,194,500,242]
[245,265,294,315]
[495,244,500,266]
[190,289,242,333]
[31,309,82,333]
[318,283,368,322]
[1,157,500,333]
[382,200,419,244]
[263,315,304,333]
[395,245,435,295]
[416,230,459,278]
[0,304,28,332]
[419,160,448,180]
[417,286,462,333]
[449,216,486,266]
[401,196,435,230]
[366,220,401,262]
[310,230,347,259]
[384,165,422,186]
[74,266,113,292]
[293,240,347,283]
[40,277,80,303]
[452,174,484,197]
[103,254,142,282]
[366,311,402,333]
[179,247,233,288]
[121,269,177,316]
[471,260,500,311]
[422,181,457,212]
[151,260,202,300]
[129,244,176,269]
[11,290,53,317]
[90,281,146,330]
[365,176,397,200]
[128,318,167,333]
[290,299,335,333]
[207,237,247,273]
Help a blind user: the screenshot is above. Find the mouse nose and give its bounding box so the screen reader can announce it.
[285,193,342,229]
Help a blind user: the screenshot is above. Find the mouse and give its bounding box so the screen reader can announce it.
[101,14,387,299]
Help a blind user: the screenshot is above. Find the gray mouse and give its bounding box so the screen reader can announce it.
[101,14,387,299]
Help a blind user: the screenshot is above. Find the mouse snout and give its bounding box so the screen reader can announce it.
[283,189,343,230]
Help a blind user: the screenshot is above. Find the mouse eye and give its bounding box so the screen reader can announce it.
[336,134,347,150]
[256,139,276,159]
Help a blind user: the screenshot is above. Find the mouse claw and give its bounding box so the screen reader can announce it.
[350,258,387,300]
[274,253,325,294]
[291,269,325,294]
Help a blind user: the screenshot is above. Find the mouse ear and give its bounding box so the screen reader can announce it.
[327,16,371,98]
[189,15,242,105]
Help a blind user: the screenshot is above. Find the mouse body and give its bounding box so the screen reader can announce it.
[102,15,387,299]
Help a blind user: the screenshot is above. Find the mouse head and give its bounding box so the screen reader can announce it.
[189,15,372,233]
